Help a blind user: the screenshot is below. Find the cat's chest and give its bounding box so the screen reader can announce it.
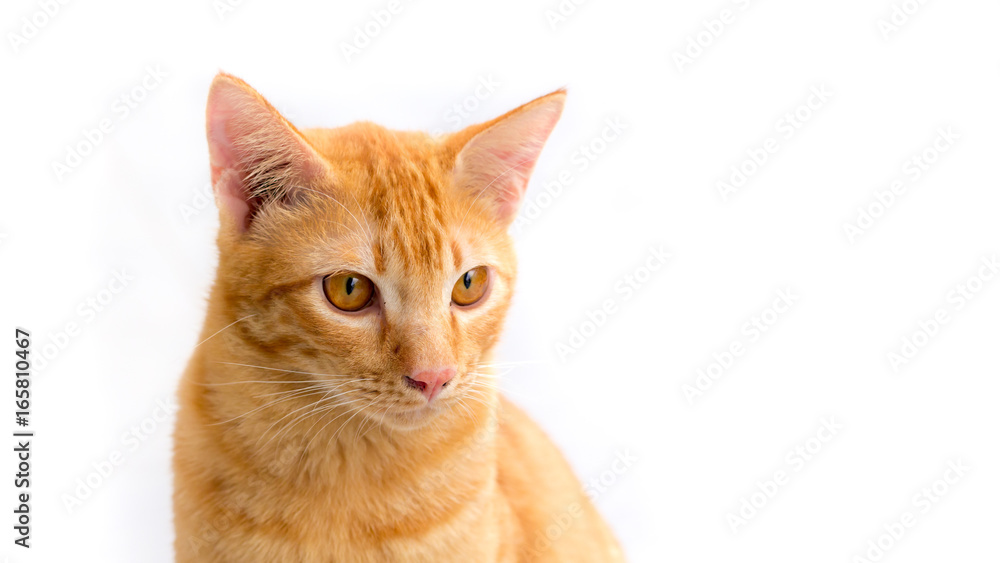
[239,463,503,558]
[271,479,504,561]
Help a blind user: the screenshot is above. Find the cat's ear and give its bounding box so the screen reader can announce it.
[450,90,566,225]
[206,72,328,233]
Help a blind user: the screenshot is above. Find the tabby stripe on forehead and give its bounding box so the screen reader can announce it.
[373,239,386,274]
[451,240,463,271]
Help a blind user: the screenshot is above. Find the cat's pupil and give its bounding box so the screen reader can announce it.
[345,277,356,295]
[463,272,472,289]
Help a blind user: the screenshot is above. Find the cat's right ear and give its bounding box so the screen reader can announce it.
[449,89,566,227]
[206,72,329,233]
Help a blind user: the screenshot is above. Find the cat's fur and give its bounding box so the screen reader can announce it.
[173,73,624,562]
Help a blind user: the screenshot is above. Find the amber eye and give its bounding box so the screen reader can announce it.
[323,273,375,312]
[452,267,489,306]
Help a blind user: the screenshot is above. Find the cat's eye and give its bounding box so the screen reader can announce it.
[323,273,375,312]
[451,267,489,307]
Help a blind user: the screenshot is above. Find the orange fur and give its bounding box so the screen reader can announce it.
[173,73,624,562]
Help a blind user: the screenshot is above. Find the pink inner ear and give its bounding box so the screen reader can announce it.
[492,160,535,219]
[204,74,328,233]
[206,88,243,187]
[453,95,564,224]
[215,169,252,232]
[206,85,257,231]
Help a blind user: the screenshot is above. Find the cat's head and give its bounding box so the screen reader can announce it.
[204,73,564,430]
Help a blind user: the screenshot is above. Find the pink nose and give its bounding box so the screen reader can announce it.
[404,368,455,401]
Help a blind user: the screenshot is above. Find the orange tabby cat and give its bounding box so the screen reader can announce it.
[173,73,624,562]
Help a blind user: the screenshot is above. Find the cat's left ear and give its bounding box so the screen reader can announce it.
[450,90,565,225]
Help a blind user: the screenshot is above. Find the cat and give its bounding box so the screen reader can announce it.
[173,72,624,562]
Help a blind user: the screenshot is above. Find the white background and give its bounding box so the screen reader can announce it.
[2,0,999,561]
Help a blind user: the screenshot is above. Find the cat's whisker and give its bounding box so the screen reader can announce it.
[294,186,374,247]
[201,380,344,386]
[466,370,508,379]
[211,362,379,385]
[215,361,375,380]
[297,398,369,462]
[254,383,332,398]
[460,386,498,405]
[473,365,516,374]
[256,398,331,448]
[453,398,479,425]
[458,393,494,414]
[461,386,495,401]
[297,395,352,438]
[359,400,392,445]
[464,387,515,403]
[310,405,360,458]
[211,387,333,426]
[254,377,364,399]
[462,396,494,410]
[349,190,376,244]
[471,367,517,379]
[319,219,372,249]
[463,376,528,401]
[361,399,397,442]
[331,398,377,450]
[466,368,514,381]
[372,402,395,437]
[352,406,378,448]
[251,388,345,426]
[217,380,366,428]
[257,387,360,449]
[474,359,542,368]
[281,384,380,447]
[303,398,367,452]
[467,380,506,391]
[284,402,343,460]
[192,314,257,350]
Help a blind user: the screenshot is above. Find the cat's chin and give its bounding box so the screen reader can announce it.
[380,402,452,431]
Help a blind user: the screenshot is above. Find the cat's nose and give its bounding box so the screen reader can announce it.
[404,368,455,401]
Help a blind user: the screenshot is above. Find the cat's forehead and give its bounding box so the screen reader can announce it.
[304,124,467,276]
